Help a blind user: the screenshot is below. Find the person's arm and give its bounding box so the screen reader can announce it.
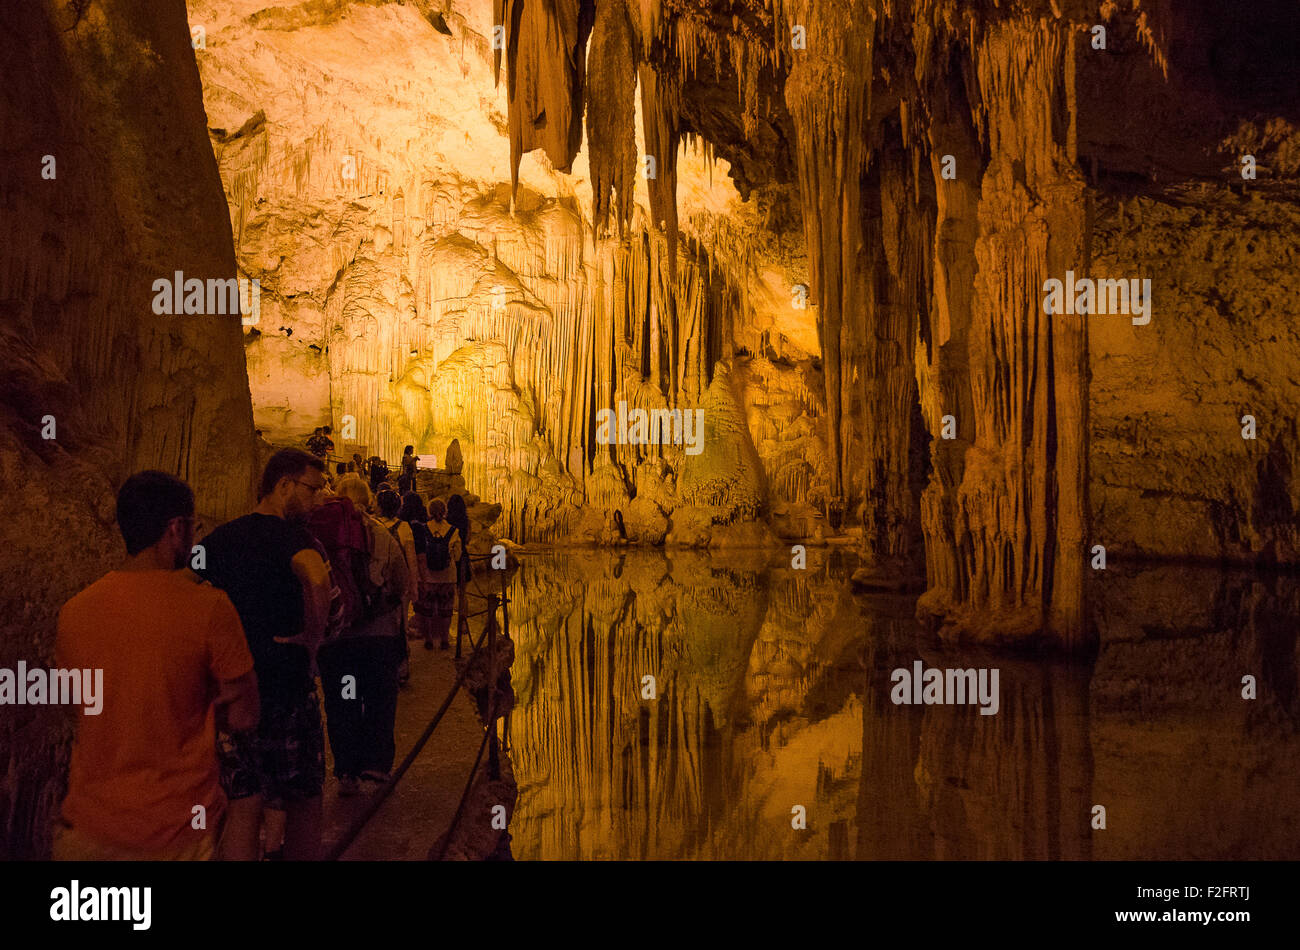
[207,593,259,733]
[215,670,260,733]
[274,548,330,665]
[450,530,463,569]
[399,524,419,601]
[386,528,409,601]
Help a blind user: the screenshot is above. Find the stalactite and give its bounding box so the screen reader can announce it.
[637,62,682,289]
[776,0,877,506]
[586,0,638,237]
[912,14,1090,647]
[495,0,595,200]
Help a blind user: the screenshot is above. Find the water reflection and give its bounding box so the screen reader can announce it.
[504,549,1300,860]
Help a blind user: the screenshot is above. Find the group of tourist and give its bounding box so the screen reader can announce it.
[53,441,473,861]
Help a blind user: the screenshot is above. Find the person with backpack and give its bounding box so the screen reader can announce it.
[408,496,461,651]
[306,426,333,460]
[312,475,408,796]
[374,488,418,686]
[397,491,427,640]
[198,449,332,861]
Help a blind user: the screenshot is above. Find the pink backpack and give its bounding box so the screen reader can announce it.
[307,495,371,634]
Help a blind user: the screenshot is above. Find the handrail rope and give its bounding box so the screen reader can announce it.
[433,570,510,859]
[324,618,494,862]
[430,691,498,862]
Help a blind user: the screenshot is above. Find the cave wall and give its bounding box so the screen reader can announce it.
[194,0,1300,639]
[1079,0,1300,565]
[0,0,258,857]
[193,0,825,543]
[1089,184,1300,563]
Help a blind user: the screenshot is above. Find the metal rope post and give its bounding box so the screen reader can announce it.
[487,593,500,781]
[500,567,512,754]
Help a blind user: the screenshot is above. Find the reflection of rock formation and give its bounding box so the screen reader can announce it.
[1092,567,1300,858]
[910,658,1094,860]
[508,548,875,859]
[857,601,1095,861]
[506,553,1300,860]
[508,550,763,859]
[856,600,929,860]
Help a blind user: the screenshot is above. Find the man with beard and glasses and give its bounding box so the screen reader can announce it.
[199,449,331,860]
[54,471,259,860]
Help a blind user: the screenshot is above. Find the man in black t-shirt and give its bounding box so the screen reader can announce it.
[200,449,331,860]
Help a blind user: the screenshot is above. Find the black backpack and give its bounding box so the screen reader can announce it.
[411,522,455,572]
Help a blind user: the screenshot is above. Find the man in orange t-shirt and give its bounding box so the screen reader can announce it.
[54,471,260,860]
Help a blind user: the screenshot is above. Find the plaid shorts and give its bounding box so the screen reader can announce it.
[218,690,325,808]
[413,582,456,619]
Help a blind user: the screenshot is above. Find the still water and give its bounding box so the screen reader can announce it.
[498,547,1300,860]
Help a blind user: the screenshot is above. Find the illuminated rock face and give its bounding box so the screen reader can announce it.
[0,0,258,857]
[195,0,1300,638]
[193,0,818,544]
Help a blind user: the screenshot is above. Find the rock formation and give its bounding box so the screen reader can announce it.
[0,0,258,857]
[504,551,1300,859]
[190,0,1300,651]
[4,0,1298,863]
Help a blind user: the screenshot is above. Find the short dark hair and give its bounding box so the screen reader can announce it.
[376,488,401,518]
[403,444,414,455]
[336,462,347,474]
[323,425,332,435]
[259,448,325,500]
[427,498,447,521]
[116,470,195,556]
